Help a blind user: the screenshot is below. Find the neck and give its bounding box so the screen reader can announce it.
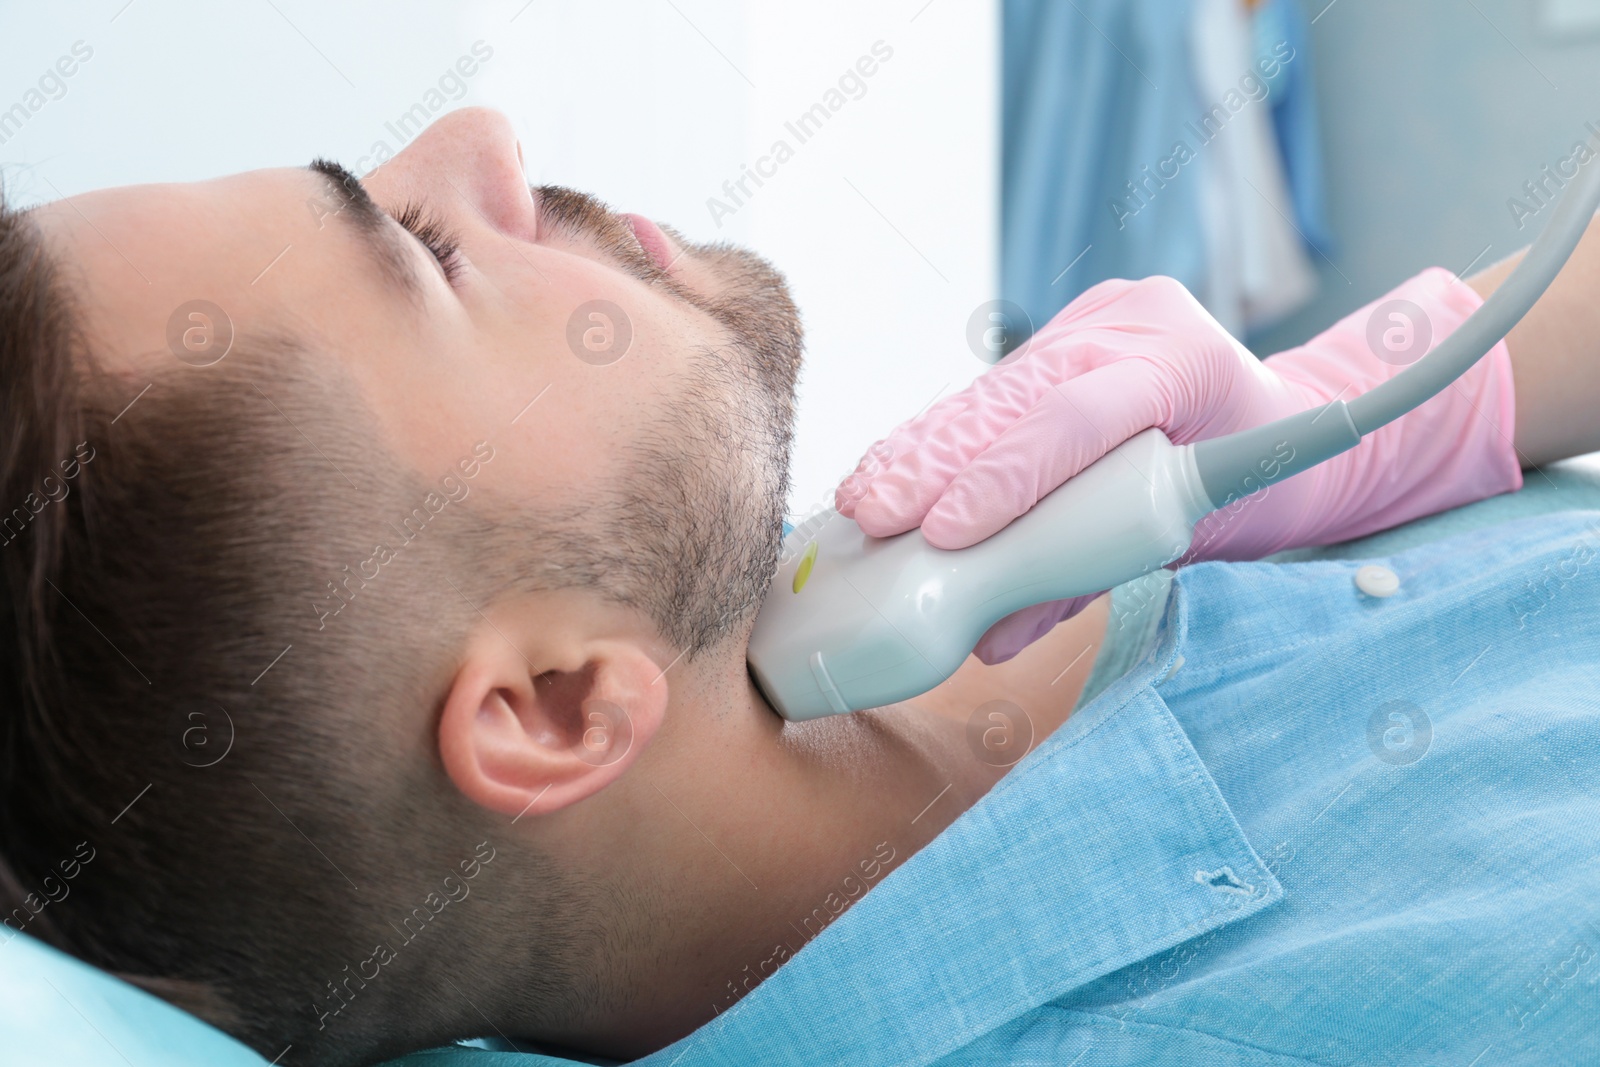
[535,596,1111,1058]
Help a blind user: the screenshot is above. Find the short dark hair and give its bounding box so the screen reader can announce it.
[0,190,591,1063]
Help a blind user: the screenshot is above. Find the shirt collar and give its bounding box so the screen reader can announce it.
[643,588,1285,1067]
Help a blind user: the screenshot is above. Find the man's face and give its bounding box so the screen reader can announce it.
[24,106,1078,1054]
[34,106,803,655]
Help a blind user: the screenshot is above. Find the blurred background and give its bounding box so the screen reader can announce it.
[2,0,1599,514]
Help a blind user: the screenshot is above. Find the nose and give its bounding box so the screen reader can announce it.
[365,106,537,242]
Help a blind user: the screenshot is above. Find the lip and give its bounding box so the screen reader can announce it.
[622,212,677,273]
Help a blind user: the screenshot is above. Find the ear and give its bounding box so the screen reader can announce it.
[438,622,669,821]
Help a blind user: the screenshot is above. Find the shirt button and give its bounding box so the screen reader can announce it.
[1355,564,1400,598]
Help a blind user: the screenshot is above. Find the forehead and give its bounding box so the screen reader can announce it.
[31,168,382,377]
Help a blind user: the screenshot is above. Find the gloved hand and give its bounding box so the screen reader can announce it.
[837,269,1521,663]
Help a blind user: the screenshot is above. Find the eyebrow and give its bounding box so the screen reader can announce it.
[306,157,425,304]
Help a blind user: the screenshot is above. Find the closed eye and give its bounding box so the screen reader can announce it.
[391,201,465,286]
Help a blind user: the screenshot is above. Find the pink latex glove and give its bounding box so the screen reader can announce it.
[837,269,1521,663]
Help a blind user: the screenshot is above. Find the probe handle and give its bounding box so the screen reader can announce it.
[748,428,1213,720]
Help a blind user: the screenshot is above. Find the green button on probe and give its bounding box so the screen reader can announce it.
[792,540,818,593]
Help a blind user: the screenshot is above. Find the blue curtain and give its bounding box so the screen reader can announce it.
[1002,0,1208,341]
[1255,0,1333,253]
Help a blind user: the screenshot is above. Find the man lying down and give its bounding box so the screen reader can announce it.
[2,106,1598,1067]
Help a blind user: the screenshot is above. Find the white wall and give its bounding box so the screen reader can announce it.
[1254,0,1600,354]
[0,0,998,516]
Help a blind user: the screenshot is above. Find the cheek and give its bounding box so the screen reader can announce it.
[490,244,711,384]
[349,245,720,506]
[483,396,629,503]
[497,281,712,434]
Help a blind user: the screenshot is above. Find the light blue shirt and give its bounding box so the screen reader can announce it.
[392,488,1600,1065]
